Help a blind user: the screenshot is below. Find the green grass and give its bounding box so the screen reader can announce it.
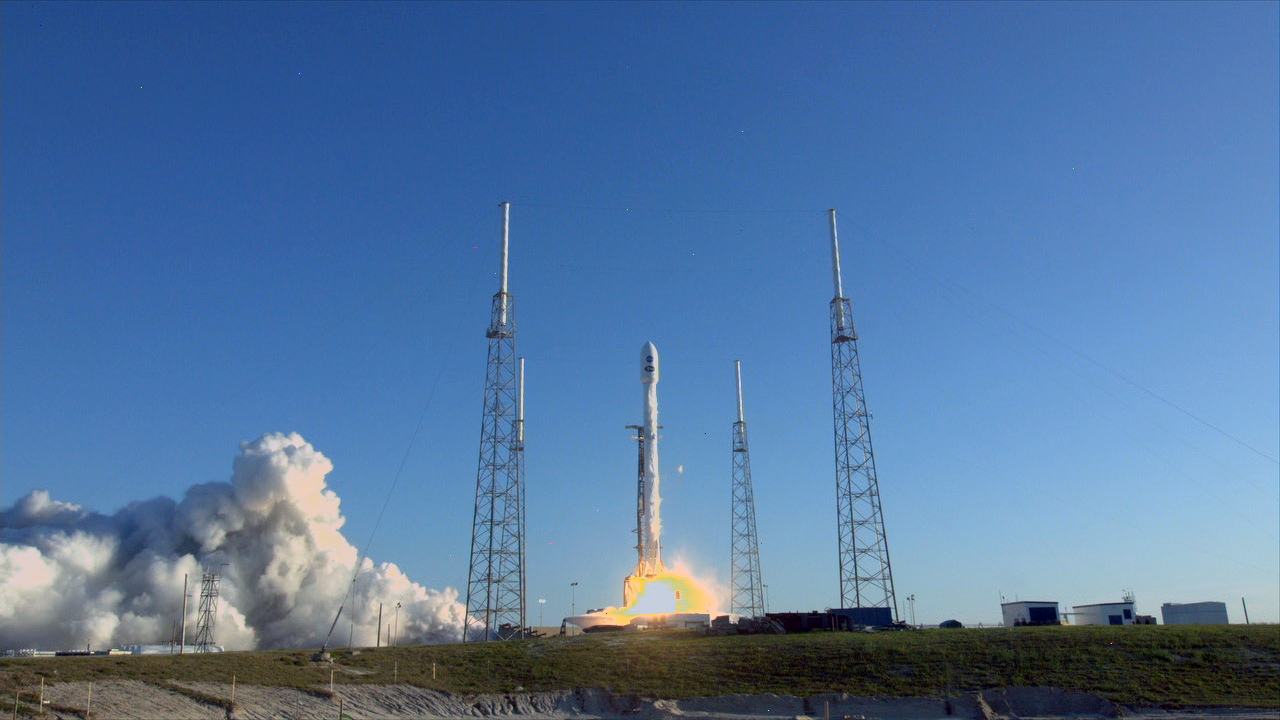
[1,625,1277,712]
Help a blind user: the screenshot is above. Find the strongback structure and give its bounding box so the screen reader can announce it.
[625,424,646,562]
[729,360,765,617]
[464,202,526,641]
[193,564,222,652]
[826,209,897,617]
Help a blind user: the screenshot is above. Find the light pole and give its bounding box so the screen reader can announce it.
[907,594,917,625]
[762,584,770,614]
[538,598,546,627]
[393,602,401,647]
[570,582,578,617]
[179,573,189,654]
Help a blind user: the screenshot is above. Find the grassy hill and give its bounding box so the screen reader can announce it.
[2,625,1277,708]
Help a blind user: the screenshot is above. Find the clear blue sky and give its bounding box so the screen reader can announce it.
[4,1,1277,627]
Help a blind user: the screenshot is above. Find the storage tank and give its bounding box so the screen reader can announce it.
[1161,602,1228,625]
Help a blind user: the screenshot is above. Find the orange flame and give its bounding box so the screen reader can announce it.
[608,565,720,620]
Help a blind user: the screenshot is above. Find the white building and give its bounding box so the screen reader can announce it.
[1001,601,1061,627]
[1072,601,1137,626]
[1161,602,1228,625]
[117,644,223,654]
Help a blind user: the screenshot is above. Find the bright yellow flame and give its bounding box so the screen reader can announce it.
[609,568,718,620]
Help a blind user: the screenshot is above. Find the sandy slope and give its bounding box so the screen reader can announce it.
[22,681,1280,720]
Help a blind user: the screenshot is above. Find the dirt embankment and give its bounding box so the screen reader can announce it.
[22,681,1279,720]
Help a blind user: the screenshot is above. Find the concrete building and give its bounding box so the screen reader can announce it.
[1072,601,1137,626]
[1001,601,1061,627]
[1161,601,1228,625]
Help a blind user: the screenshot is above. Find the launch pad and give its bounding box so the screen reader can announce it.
[459,204,896,643]
[563,610,740,634]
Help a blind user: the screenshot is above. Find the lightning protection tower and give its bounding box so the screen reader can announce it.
[826,209,897,618]
[464,202,526,641]
[729,360,765,617]
[193,564,223,652]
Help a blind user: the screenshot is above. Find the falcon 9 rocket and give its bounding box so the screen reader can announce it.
[624,342,665,605]
[637,341,663,576]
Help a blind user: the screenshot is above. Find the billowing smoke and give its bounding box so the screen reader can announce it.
[0,432,466,651]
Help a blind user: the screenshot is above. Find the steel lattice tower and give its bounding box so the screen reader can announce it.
[826,209,897,616]
[514,357,527,633]
[193,565,222,652]
[729,360,765,617]
[464,202,526,641]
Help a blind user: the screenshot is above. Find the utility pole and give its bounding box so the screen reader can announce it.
[180,573,188,653]
[393,602,401,647]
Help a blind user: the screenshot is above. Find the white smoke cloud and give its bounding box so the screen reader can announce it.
[0,432,466,651]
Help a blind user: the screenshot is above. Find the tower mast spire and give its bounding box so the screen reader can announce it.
[826,209,897,619]
[729,360,765,617]
[464,201,526,641]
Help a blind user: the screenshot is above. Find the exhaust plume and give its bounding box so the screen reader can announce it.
[0,432,465,651]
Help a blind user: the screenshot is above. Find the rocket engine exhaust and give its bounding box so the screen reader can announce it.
[0,433,468,651]
[560,343,730,633]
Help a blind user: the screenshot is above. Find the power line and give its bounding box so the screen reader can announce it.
[858,223,1278,467]
[319,263,482,652]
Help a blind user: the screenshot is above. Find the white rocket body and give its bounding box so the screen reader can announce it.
[637,342,664,577]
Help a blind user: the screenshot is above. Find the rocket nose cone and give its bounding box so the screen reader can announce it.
[641,342,659,383]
